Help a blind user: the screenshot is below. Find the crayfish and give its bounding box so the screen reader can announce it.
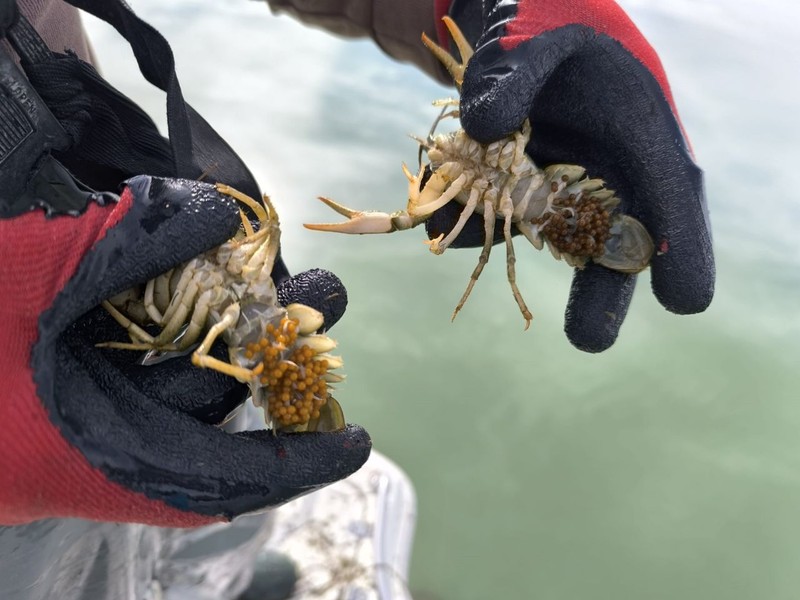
[305,17,654,329]
[99,183,345,433]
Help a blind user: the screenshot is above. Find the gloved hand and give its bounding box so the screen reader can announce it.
[0,173,370,527]
[427,0,714,352]
[0,2,369,526]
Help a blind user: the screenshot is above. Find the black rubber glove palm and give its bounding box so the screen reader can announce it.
[428,0,714,352]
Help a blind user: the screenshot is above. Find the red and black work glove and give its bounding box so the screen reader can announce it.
[0,2,369,526]
[428,0,714,352]
[0,175,370,527]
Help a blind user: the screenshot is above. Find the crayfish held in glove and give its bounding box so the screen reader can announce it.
[99,184,345,433]
[305,17,654,330]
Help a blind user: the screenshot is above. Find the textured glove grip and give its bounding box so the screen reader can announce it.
[0,186,220,526]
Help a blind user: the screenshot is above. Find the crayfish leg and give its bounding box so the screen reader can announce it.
[99,300,155,346]
[426,178,486,254]
[451,199,496,322]
[190,303,254,382]
[499,194,533,330]
[215,183,268,225]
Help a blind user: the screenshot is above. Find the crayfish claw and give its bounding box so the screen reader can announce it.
[401,162,417,182]
[423,233,445,254]
[315,196,361,219]
[422,16,473,88]
[304,201,394,235]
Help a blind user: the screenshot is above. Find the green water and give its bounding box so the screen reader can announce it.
[86,2,800,598]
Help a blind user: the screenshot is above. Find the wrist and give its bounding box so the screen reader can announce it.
[267,0,450,84]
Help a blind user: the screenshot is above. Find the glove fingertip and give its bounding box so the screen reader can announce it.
[460,43,534,142]
[564,310,620,354]
[460,77,531,143]
[651,254,715,316]
[460,29,590,144]
[276,268,348,330]
[564,266,635,353]
[218,424,372,517]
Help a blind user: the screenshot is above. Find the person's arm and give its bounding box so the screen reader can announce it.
[265,0,448,82]
[13,0,94,61]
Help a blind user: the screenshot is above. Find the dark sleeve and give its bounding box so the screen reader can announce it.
[264,0,450,84]
[16,0,95,63]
